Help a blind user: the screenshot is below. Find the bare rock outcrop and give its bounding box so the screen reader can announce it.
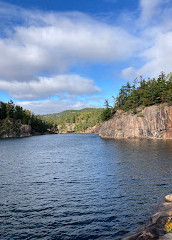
[159,233,172,239]
[123,194,172,240]
[84,125,98,133]
[57,123,99,134]
[0,119,31,138]
[99,104,172,139]
[57,123,75,134]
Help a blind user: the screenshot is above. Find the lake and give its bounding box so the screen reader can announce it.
[0,134,172,240]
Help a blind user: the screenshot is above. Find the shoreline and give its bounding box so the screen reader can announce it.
[122,195,172,240]
[2,131,172,139]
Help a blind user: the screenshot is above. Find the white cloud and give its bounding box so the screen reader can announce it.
[0,74,101,100]
[139,0,163,24]
[122,30,172,79]
[1,0,172,110]
[121,67,137,80]
[0,5,141,102]
[17,100,101,115]
[121,0,172,80]
[0,10,140,82]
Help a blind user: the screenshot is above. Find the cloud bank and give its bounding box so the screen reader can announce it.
[122,0,172,79]
[17,100,101,115]
[139,0,163,24]
[0,11,139,81]
[0,74,101,100]
[0,4,140,104]
[1,0,172,113]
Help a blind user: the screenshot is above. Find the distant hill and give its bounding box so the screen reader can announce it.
[39,108,102,123]
[39,108,103,133]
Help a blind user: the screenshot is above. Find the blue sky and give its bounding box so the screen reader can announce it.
[0,0,172,114]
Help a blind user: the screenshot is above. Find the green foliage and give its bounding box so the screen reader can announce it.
[0,119,20,135]
[0,101,52,133]
[40,108,103,132]
[39,108,101,124]
[0,101,7,119]
[100,99,115,122]
[137,114,144,118]
[100,108,112,121]
[115,72,172,111]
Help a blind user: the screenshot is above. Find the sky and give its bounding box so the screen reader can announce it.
[0,0,172,114]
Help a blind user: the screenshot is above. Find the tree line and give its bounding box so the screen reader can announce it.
[40,108,103,132]
[0,101,52,133]
[101,72,172,121]
[59,109,102,132]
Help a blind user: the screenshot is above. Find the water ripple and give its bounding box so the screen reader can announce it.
[0,135,172,239]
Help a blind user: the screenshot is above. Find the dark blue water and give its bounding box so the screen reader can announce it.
[0,134,172,240]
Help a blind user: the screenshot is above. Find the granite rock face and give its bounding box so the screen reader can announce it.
[123,194,172,240]
[99,104,172,139]
[0,119,32,138]
[57,123,98,134]
[159,233,172,240]
[57,123,75,134]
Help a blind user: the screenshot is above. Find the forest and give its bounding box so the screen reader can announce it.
[40,108,103,132]
[0,101,52,134]
[102,72,172,121]
[116,72,172,110]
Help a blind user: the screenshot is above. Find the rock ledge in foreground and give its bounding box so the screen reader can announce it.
[122,194,172,240]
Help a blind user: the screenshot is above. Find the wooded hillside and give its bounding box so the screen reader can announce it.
[40,108,103,133]
[0,101,52,134]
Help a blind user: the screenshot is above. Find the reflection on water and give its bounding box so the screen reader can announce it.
[0,134,172,240]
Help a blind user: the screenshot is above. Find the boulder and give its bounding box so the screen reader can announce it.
[122,195,172,239]
[164,195,172,203]
[159,233,172,239]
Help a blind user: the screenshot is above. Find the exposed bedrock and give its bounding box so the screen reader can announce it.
[99,104,172,139]
[123,194,172,240]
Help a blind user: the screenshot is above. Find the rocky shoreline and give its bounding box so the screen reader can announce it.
[122,195,172,240]
[0,119,32,138]
[98,104,172,139]
[1,104,172,139]
[0,119,57,139]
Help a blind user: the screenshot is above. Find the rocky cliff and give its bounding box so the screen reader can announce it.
[0,119,32,138]
[98,104,172,139]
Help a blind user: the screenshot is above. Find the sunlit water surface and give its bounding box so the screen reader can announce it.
[0,134,172,240]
